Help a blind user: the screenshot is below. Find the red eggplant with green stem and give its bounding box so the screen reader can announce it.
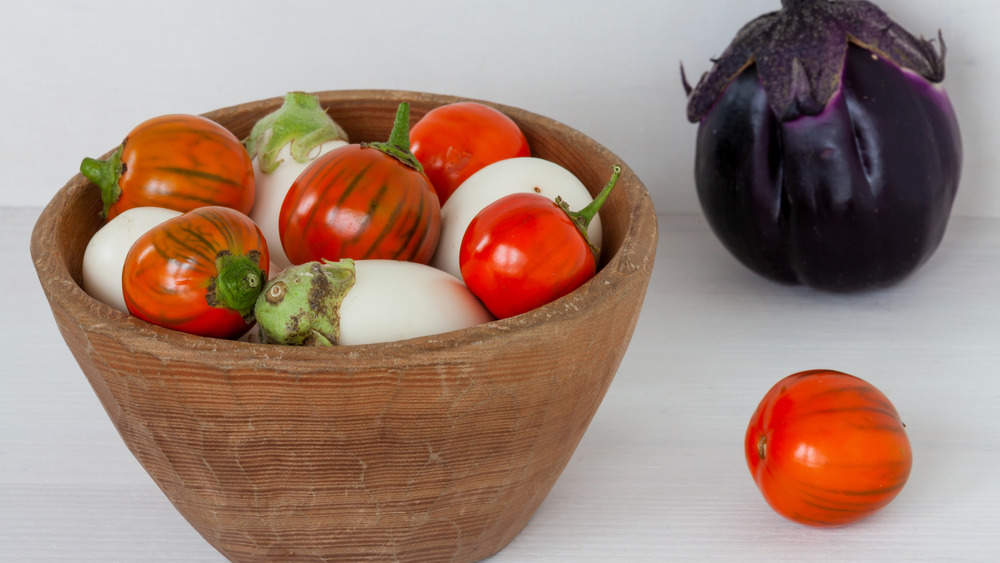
[459,165,622,319]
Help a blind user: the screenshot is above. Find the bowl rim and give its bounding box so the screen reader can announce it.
[31,89,659,364]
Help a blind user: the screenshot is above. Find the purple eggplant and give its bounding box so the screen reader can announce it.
[683,0,962,292]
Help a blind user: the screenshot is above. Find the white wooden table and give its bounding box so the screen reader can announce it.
[4,206,999,561]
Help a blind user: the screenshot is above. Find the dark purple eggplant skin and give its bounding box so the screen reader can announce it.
[694,44,962,292]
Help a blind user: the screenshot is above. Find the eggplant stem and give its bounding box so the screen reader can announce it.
[781,0,814,10]
[361,102,423,172]
[557,164,622,258]
[209,249,265,322]
[80,144,125,219]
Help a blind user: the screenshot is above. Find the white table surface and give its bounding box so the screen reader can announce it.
[3,205,999,562]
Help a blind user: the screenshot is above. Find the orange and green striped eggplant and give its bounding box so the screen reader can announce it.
[745,369,913,527]
[278,102,441,266]
[122,205,269,340]
[81,114,255,221]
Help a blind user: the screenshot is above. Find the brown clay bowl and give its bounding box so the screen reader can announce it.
[30,90,658,562]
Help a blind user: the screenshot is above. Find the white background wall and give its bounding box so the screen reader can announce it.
[3,0,993,217]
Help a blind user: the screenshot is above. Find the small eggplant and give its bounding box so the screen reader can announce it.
[683,0,962,292]
[254,259,493,346]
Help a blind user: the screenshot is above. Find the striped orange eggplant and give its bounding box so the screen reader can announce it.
[745,369,912,527]
[278,102,441,266]
[122,206,269,340]
[81,114,255,220]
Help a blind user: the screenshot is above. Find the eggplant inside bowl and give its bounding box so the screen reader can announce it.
[30,90,658,562]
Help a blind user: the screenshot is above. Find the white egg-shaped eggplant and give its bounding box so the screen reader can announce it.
[341,260,493,345]
[250,139,347,270]
[82,206,182,312]
[430,156,603,279]
[254,259,493,346]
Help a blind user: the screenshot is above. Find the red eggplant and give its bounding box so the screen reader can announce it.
[683,0,962,292]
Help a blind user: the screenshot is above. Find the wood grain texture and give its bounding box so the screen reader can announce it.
[29,91,658,562]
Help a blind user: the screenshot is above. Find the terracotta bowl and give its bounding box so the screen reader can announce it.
[30,90,658,562]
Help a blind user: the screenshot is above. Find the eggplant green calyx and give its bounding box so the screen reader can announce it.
[207,249,265,322]
[244,91,349,174]
[361,102,423,172]
[254,259,357,346]
[682,0,947,123]
[556,164,621,260]
[80,143,126,219]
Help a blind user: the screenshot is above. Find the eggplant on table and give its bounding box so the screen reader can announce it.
[683,0,962,292]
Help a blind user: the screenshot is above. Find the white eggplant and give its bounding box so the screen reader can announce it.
[254,259,493,346]
[81,206,182,312]
[430,156,602,279]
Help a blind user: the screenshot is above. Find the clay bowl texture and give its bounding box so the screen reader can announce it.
[31,90,658,562]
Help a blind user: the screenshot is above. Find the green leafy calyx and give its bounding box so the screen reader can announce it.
[80,143,126,219]
[244,91,349,173]
[208,250,266,322]
[361,102,423,172]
